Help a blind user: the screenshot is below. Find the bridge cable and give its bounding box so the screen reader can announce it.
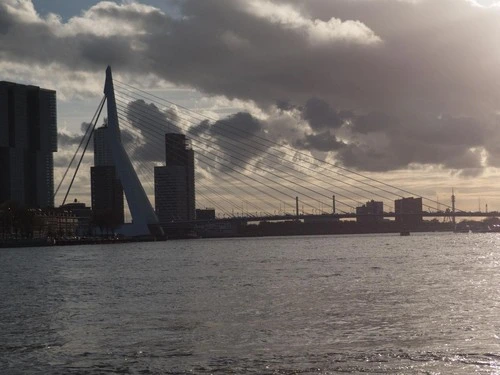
[116,113,273,217]
[62,96,106,206]
[113,86,402,210]
[116,110,295,215]
[116,100,352,213]
[114,91,373,210]
[116,117,250,217]
[53,95,106,202]
[114,80,454,212]
[116,112,274,216]
[115,101,350,214]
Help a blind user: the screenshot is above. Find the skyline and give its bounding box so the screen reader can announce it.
[2,0,500,211]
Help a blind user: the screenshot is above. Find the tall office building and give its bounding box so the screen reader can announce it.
[154,133,195,223]
[93,125,114,166]
[395,197,423,228]
[90,125,124,225]
[0,81,57,208]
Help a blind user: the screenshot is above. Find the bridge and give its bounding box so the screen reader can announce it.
[174,211,500,223]
[55,67,498,236]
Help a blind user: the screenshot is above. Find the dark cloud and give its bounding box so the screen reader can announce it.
[337,141,484,174]
[302,97,343,131]
[294,132,345,152]
[276,100,299,112]
[334,112,489,173]
[0,3,149,73]
[80,122,90,134]
[78,36,136,69]
[189,119,210,137]
[281,102,490,174]
[3,0,500,115]
[53,101,183,168]
[58,122,95,150]
[189,112,271,172]
[58,132,83,148]
[121,99,181,162]
[2,0,500,175]
[58,120,136,156]
[352,112,393,134]
[0,7,12,34]
[188,100,492,176]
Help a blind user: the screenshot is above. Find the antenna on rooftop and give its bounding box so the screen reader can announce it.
[451,188,456,227]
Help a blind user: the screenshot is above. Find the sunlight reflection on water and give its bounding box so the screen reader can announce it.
[1,232,500,374]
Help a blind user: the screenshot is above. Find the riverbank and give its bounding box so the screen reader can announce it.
[0,236,164,248]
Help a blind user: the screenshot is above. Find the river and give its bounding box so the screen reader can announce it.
[1,233,500,374]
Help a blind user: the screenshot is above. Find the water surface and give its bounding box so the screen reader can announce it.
[1,233,500,374]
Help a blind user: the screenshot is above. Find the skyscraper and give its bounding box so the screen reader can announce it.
[0,81,57,208]
[154,133,195,223]
[90,125,124,226]
[93,125,114,166]
[395,197,423,228]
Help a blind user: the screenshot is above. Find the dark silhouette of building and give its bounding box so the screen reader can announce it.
[356,200,384,224]
[395,197,423,228]
[90,125,124,226]
[60,199,92,236]
[91,166,124,225]
[0,81,57,208]
[155,133,195,223]
[196,208,216,221]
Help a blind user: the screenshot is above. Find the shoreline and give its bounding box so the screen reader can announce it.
[0,236,163,248]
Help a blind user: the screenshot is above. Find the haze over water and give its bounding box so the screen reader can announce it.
[1,233,500,374]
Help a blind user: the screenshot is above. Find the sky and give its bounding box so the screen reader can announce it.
[2,0,500,211]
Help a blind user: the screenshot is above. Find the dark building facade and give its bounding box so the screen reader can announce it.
[90,125,124,226]
[356,200,384,224]
[196,208,216,221]
[155,133,195,223]
[395,197,423,228]
[60,199,93,236]
[0,81,57,208]
[90,166,124,225]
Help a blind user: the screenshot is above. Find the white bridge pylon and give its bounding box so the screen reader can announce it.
[104,66,163,237]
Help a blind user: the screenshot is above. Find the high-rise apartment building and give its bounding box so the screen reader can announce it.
[154,133,195,223]
[0,81,57,208]
[90,125,124,225]
[93,125,114,166]
[395,197,423,228]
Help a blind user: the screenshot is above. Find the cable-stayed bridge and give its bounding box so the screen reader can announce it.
[56,68,499,236]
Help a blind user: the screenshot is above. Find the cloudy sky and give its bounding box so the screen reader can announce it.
[2,0,500,212]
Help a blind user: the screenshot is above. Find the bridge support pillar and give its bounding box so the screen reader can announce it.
[103,66,163,237]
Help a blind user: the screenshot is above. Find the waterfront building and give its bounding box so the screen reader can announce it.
[0,81,57,208]
[356,200,384,224]
[90,125,124,226]
[154,133,195,223]
[395,197,423,227]
[42,208,78,238]
[60,199,93,237]
[196,208,216,221]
